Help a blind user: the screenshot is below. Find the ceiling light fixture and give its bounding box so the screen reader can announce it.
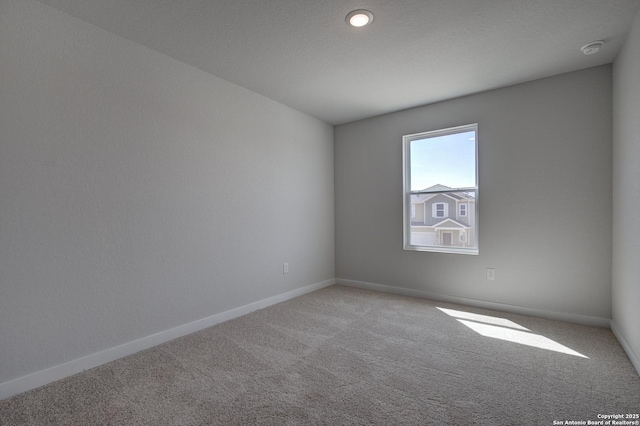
[581,40,604,55]
[346,9,373,28]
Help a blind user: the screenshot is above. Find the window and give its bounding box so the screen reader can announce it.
[403,123,478,255]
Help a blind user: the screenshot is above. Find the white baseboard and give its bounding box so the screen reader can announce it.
[610,321,640,377]
[337,278,611,328]
[0,279,335,401]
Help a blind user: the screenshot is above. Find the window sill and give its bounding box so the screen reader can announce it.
[403,245,479,255]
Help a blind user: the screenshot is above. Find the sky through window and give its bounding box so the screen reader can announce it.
[410,131,476,191]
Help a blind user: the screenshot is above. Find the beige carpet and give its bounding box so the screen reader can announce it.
[1,285,639,425]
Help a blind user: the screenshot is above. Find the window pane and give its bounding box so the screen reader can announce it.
[410,131,476,190]
[409,191,476,250]
[404,124,478,254]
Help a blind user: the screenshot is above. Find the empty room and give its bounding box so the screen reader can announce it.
[1,0,639,424]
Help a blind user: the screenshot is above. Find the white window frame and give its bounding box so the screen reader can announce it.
[459,203,467,217]
[402,123,478,255]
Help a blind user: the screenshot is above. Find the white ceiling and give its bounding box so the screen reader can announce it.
[37,0,640,125]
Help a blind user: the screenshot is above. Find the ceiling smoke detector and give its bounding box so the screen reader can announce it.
[581,41,604,55]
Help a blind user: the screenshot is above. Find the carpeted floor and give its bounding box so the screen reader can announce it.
[1,285,639,425]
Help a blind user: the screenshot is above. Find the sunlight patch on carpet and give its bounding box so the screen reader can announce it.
[437,307,588,358]
[436,307,530,331]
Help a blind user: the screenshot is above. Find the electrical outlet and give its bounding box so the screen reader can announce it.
[283,263,289,274]
[486,268,495,281]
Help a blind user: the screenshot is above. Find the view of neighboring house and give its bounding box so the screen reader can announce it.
[410,184,476,248]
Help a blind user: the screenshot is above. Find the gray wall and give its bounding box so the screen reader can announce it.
[0,0,334,384]
[335,66,612,320]
[612,9,640,369]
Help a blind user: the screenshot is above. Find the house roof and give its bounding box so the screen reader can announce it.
[422,184,452,192]
[432,218,470,229]
[412,185,475,203]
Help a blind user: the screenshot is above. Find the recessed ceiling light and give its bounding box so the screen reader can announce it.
[346,10,373,28]
[581,40,604,55]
